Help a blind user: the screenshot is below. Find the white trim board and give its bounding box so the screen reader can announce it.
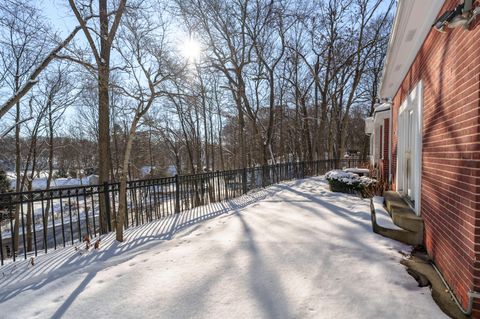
[380,0,445,99]
[396,81,423,216]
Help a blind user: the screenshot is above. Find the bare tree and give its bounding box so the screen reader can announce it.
[0,0,96,120]
[246,0,292,165]
[0,0,50,251]
[38,64,79,231]
[176,0,257,169]
[67,0,127,234]
[114,7,182,241]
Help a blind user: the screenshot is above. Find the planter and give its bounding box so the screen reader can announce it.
[325,169,377,197]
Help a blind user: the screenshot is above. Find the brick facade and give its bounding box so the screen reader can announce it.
[390,0,480,315]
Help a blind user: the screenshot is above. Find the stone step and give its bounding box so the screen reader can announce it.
[370,198,423,246]
[391,208,423,233]
[384,191,410,211]
[383,191,424,233]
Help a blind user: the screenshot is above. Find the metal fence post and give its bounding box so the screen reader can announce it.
[261,166,266,188]
[103,182,112,232]
[174,174,180,214]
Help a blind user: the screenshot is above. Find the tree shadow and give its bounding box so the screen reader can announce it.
[0,182,286,304]
[235,211,293,319]
[1,176,418,318]
[158,177,403,318]
[50,271,97,319]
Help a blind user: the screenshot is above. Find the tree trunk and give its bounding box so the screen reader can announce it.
[116,116,140,242]
[301,95,313,162]
[13,74,22,252]
[26,181,33,252]
[43,97,54,233]
[97,63,112,234]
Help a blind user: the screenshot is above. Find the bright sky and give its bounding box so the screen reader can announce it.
[41,0,78,36]
[29,0,192,127]
[40,0,195,61]
[20,0,393,130]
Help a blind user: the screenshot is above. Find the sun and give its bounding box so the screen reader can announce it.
[181,38,201,61]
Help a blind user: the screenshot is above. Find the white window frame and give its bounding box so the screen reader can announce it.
[396,81,423,216]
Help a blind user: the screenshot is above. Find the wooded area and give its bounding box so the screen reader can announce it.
[0,0,393,242]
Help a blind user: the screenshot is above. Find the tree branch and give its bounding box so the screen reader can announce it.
[0,25,83,119]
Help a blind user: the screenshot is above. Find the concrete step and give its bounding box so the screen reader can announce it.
[383,191,410,212]
[383,191,424,233]
[370,198,423,246]
[384,191,410,211]
[391,208,423,233]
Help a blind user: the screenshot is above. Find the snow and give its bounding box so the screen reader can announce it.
[325,169,359,185]
[0,177,447,319]
[166,165,177,176]
[140,166,152,177]
[325,169,376,187]
[344,167,370,175]
[374,102,391,113]
[8,175,98,191]
[372,196,403,230]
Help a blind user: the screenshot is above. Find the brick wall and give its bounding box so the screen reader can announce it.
[390,0,480,315]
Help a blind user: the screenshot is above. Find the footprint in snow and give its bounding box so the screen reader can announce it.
[52,295,64,303]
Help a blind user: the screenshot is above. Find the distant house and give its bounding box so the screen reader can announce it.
[140,166,155,178]
[140,165,178,178]
[365,103,391,180]
[368,0,480,316]
[165,165,177,177]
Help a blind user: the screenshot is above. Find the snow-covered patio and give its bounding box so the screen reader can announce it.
[0,177,447,318]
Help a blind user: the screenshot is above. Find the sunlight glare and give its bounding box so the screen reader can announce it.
[181,38,201,61]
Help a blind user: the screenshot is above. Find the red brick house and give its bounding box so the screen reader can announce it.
[371,0,480,316]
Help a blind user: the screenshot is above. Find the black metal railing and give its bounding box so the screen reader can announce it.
[0,159,360,266]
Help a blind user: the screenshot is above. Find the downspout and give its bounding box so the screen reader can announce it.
[432,263,480,315]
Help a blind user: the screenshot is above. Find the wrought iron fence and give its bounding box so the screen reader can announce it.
[0,159,360,266]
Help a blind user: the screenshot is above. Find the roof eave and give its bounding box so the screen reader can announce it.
[379,0,446,99]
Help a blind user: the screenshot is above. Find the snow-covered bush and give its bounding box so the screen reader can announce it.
[0,169,13,222]
[325,170,377,197]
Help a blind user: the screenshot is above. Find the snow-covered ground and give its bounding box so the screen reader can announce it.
[0,177,447,319]
[8,175,97,191]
